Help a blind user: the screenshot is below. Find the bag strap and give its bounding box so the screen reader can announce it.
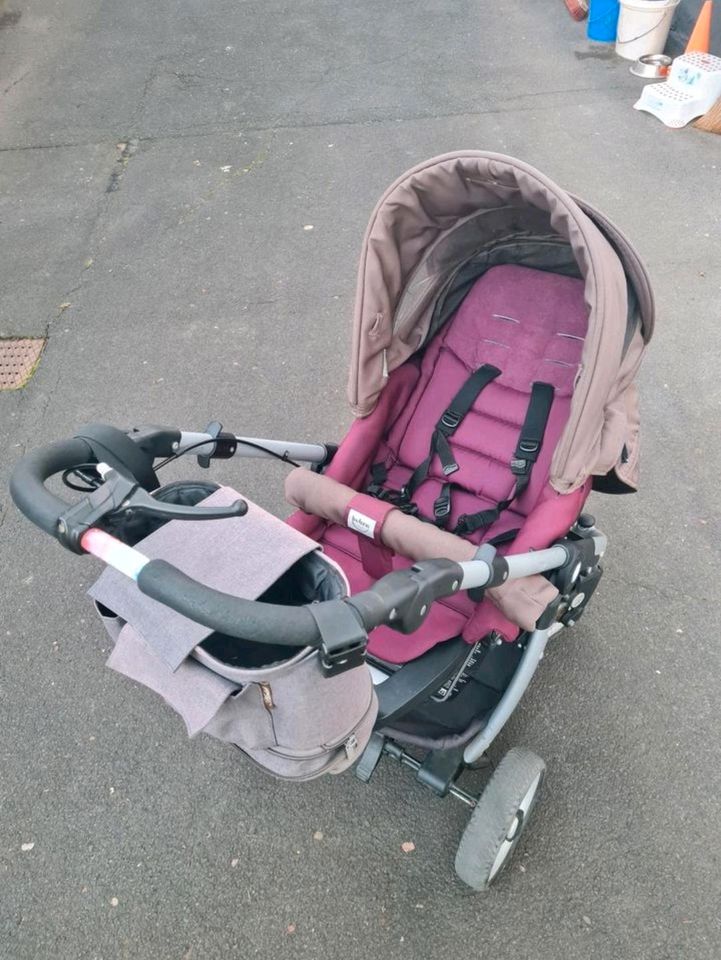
[454,382,555,537]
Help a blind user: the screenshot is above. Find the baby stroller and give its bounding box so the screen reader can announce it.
[11,152,653,890]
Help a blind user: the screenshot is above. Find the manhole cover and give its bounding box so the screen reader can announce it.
[0,338,46,390]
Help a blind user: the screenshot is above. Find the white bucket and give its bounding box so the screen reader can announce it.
[616,0,680,61]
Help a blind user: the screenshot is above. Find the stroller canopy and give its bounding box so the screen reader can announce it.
[348,152,654,493]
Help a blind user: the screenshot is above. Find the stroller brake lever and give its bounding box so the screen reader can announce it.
[122,487,248,522]
[57,468,247,551]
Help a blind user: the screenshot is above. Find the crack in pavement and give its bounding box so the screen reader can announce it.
[2,68,29,95]
[41,140,141,342]
[0,85,633,154]
[106,138,139,193]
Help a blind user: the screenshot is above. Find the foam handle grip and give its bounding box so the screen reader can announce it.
[10,437,94,541]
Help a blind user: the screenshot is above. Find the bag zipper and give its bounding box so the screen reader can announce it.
[266,691,376,763]
[258,682,275,711]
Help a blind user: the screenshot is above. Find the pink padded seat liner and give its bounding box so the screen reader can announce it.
[315,265,589,661]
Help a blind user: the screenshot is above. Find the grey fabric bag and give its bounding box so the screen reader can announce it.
[90,486,378,781]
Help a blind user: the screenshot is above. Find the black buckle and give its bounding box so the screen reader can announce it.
[455,514,470,535]
[440,409,461,431]
[399,501,419,517]
[455,510,494,536]
[510,457,529,476]
[433,492,452,522]
[321,636,367,676]
[442,461,459,477]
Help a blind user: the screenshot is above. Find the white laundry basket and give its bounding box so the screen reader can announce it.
[616,0,680,61]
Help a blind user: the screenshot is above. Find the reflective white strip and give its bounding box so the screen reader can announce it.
[80,528,149,581]
[347,509,377,539]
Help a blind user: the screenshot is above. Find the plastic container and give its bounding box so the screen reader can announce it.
[616,0,680,61]
[587,0,620,42]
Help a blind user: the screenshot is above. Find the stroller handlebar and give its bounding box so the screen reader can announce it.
[9,430,573,674]
[9,434,480,667]
[10,437,95,541]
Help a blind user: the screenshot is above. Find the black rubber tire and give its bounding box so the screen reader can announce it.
[455,747,546,891]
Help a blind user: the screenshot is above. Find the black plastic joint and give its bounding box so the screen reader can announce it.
[211,433,238,459]
[469,544,505,603]
[347,559,464,636]
[536,596,562,630]
[307,600,368,677]
[433,494,452,521]
[311,443,338,474]
[198,421,236,468]
[399,560,464,632]
[58,472,138,552]
[416,745,466,797]
[489,555,510,588]
[127,425,183,460]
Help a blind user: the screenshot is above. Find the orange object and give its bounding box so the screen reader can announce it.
[563,0,589,20]
[685,0,713,54]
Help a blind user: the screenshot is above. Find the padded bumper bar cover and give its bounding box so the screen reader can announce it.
[286,469,476,563]
[285,468,559,634]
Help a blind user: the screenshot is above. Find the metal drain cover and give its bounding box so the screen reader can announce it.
[0,338,45,390]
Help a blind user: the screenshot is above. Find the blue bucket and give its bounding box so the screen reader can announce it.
[587,0,620,42]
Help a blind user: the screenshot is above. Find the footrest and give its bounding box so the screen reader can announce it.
[374,637,469,725]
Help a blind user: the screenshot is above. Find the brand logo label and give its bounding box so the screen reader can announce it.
[347,509,377,539]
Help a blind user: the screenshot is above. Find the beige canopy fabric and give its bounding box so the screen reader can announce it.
[347,152,654,494]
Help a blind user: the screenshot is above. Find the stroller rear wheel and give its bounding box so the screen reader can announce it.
[455,747,545,891]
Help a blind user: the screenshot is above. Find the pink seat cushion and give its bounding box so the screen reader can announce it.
[317,264,588,662]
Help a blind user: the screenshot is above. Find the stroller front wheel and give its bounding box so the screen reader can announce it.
[455,747,545,891]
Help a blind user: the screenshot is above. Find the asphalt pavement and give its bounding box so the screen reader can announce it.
[1,2,720,958]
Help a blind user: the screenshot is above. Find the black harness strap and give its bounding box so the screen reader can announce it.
[366,462,417,515]
[402,364,502,519]
[454,381,555,537]
[486,527,520,547]
[366,364,501,520]
[367,462,389,497]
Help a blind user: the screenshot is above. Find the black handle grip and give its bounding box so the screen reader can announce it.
[137,559,325,646]
[10,438,94,540]
[136,556,465,646]
[10,436,466,655]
